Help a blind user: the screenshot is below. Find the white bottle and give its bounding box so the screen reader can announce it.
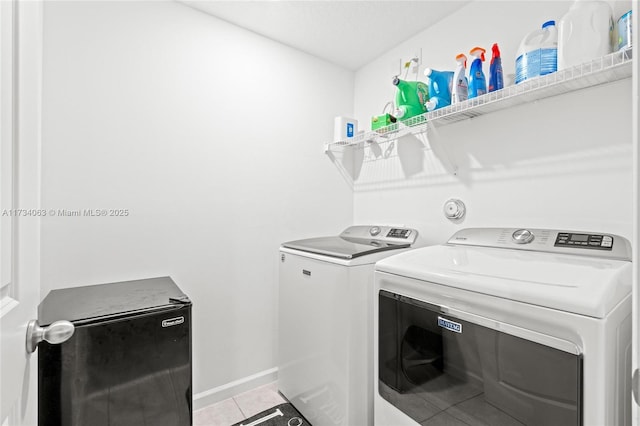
[516,20,558,84]
[558,0,613,70]
[451,54,468,104]
[333,116,358,142]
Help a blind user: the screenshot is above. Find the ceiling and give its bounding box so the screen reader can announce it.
[181,1,471,70]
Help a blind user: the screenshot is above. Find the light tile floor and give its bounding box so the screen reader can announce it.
[194,382,287,426]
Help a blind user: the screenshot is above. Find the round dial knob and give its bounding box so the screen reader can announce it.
[512,229,534,244]
[369,226,381,236]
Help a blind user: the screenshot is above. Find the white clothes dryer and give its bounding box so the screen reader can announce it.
[374,228,632,426]
[279,225,418,426]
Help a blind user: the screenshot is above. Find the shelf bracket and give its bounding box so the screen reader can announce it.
[426,120,458,175]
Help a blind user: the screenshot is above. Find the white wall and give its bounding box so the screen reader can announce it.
[40,0,353,403]
[353,0,633,245]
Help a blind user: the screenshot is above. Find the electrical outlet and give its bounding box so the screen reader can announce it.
[401,48,422,77]
[412,48,422,76]
[389,58,402,79]
[413,48,422,66]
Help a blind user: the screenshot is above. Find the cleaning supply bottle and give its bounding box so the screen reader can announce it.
[558,0,613,70]
[424,68,454,111]
[516,20,558,83]
[451,54,468,104]
[392,77,429,121]
[467,47,486,99]
[488,43,504,92]
[539,21,558,77]
[617,10,632,51]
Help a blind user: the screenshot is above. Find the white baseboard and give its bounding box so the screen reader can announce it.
[193,367,279,411]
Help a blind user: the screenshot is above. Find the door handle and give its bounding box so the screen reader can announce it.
[26,319,75,353]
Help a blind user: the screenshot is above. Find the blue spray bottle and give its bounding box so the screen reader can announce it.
[468,47,487,99]
[489,43,504,92]
[424,68,454,111]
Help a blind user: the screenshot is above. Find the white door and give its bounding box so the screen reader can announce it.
[0,1,43,424]
[633,0,640,424]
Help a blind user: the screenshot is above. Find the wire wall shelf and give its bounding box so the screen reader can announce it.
[325,47,633,153]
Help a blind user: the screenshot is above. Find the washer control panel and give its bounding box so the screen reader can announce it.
[448,228,631,261]
[340,225,419,245]
[554,232,613,250]
[386,228,413,239]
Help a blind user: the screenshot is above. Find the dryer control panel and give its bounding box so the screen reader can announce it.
[447,228,631,261]
[554,232,613,250]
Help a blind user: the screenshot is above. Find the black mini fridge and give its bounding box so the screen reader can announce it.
[36,276,192,426]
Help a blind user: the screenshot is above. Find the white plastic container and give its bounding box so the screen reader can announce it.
[333,116,358,142]
[515,20,558,84]
[558,0,613,70]
[451,53,468,104]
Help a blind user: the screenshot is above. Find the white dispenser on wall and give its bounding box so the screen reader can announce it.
[558,0,613,70]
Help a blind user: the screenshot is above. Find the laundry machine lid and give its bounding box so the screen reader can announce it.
[375,228,632,319]
[282,225,418,260]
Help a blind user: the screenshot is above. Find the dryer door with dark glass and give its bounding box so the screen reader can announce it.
[378,290,583,426]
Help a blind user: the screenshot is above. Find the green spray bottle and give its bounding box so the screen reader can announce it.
[392,76,429,122]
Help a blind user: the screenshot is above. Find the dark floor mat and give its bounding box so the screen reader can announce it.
[231,402,310,426]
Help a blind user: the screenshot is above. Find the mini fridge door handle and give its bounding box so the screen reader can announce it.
[26,319,75,353]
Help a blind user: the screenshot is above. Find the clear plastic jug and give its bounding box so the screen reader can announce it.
[516,20,558,84]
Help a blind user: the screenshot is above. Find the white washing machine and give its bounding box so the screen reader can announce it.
[374,228,632,426]
[279,225,418,426]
